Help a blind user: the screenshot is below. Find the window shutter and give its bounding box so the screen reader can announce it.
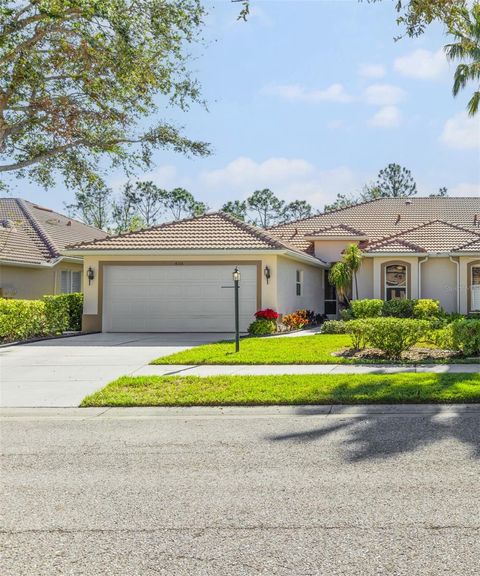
[61,271,69,294]
[72,271,81,293]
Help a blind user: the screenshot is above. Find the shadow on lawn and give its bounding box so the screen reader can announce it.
[267,375,480,461]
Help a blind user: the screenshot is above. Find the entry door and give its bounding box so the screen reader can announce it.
[102,264,258,332]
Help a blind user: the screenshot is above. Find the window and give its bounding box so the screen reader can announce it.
[385,264,407,300]
[61,270,81,294]
[324,269,337,315]
[296,270,303,296]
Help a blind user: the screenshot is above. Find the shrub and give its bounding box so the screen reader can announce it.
[449,319,480,356]
[350,299,383,319]
[62,293,84,331]
[413,299,441,320]
[255,308,279,321]
[248,319,277,336]
[345,319,370,350]
[0,299,47,342]
[382,299,416,318]
[340,308,354,321]
[322,320,348,334]
[43,295,69,334]
[282,311,309,330]
[363,317,431,359]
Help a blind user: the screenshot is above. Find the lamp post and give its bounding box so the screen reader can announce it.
[232,267,241,352]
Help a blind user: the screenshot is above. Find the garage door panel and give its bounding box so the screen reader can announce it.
[103,265,258,332]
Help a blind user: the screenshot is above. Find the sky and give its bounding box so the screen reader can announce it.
[4,0,480,214]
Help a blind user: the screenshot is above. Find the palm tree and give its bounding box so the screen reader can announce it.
[445,5,480,116]
[343,244,363,300]
[328,262,352,308]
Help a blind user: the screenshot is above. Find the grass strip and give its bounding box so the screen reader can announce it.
[81,373,480,407]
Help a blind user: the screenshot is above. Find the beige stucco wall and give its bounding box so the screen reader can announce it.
[421,258,458,313]
[276,255,324,315]
[356,258,373,300]
[371,256,420,300]
[0,261,83,300]
[314,240,353,263]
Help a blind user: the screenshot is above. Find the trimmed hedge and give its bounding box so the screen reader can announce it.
[0,293,84,343]
[248,319,277,336]
[347,298,442,320]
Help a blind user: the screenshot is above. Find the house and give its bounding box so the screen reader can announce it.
[0,198,107,299]
[64,197,480,333]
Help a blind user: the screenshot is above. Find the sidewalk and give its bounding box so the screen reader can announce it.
[133,363,480,377]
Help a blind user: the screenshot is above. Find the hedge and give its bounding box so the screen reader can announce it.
[0,293,84,343]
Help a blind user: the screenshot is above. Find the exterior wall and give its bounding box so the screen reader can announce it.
[421,258,458,313]
[276,255,324,316]
[313,240,352,263]
[81,253,281,331]
[356,258,373,300]
[0,261,83,300]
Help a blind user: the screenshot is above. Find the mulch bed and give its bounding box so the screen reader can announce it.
[333,347,463,362]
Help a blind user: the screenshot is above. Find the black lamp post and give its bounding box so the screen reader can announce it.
[232,266,241,352]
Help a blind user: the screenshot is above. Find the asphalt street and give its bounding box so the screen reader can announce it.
[1,406,479,575]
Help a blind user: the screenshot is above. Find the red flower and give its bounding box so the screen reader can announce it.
[255,308,279,320]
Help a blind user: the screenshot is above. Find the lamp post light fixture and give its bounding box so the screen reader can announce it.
[232,266,240,352]
[86,266,95,285]
[264,265,271,284]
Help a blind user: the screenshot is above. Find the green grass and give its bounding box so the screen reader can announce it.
[81,373,480,407]
[152,335,354,365]
[151,334,477,365]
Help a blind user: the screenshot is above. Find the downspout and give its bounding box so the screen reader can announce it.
[449,256,460,313]
[418,256,429,299]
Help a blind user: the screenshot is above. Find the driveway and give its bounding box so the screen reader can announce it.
[0,332,227,407]
[1,406,479,575]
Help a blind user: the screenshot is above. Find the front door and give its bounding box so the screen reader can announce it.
[472,266,480,312]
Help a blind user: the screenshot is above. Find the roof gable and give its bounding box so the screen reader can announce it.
[308,223,367,238]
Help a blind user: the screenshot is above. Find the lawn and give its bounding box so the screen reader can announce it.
[152,334,355,365]
[81,373,480,406]
[151,334,475,365]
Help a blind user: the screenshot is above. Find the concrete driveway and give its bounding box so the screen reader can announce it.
[0,332,227,408]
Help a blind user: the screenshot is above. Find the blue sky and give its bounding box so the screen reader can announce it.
[5,0,480,213]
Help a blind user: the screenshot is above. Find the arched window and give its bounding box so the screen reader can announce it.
[385,263,408,300]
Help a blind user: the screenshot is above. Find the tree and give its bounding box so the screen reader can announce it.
[282,200,313,222]
[126,181,166,227]
[430,187,449,198]
[165,188,204,220]
[111,190,141,234]
[343,244,363,300]
[328,262,352,308]
[247,189,285,228]
[222,200,248,221]
[324,193,358,213]
[65,183,111,230]
[374,163,417,198]
[0,1,210,191]
[445,4,480,116]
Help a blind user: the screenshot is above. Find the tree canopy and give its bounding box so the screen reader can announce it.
[0,0,210,191]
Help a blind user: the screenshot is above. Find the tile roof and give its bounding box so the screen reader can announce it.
[308,224,367,238]
[67,212,323,263]
[269,197,480,255]
[0,198,107,265]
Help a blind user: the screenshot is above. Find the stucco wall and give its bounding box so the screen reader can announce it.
[0,262,83,299]
[314,240,352,263]
[372,256,420,300]
[356,258,373,300]
[276,255,324,315]
[421,258,458,313]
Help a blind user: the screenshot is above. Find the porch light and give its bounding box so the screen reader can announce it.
[87,266,95,285]
[264,265,271,284]
[232,267,241,282]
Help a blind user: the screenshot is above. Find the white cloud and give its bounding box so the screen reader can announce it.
[264,83,353,103]
[449,182,480,197]
[369,106,402,128]
[440,112,480,149]
[394,48,448,80]
[364,84,406,106]
[358,63,386,79]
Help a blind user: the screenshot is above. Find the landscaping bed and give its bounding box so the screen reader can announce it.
[81,373,480,407]
[333,346,464,362]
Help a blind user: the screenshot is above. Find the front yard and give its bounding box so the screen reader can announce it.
[151,334,479,365]
[81,373,480,406]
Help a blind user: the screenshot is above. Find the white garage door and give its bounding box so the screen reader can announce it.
[102,264,258,332]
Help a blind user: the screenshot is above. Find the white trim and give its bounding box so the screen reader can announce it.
[0,256,82,269]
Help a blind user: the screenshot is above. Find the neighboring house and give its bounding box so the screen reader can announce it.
[64,197,480,333]
[0,198,107,299]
